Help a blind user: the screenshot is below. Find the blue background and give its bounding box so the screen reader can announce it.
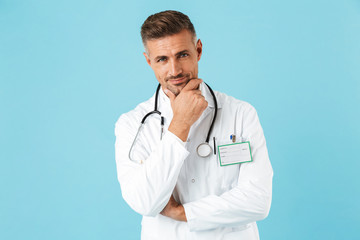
[1,0,359,239]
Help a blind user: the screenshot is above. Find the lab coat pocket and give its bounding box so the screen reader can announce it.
[220,163,240,191]
[216,138,241,191]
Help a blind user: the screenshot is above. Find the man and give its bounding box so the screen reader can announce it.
[115,10,273,240]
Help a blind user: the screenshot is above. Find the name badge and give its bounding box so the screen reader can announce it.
[218,141,252,166]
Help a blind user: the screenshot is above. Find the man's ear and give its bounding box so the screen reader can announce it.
[143,52,151,66]
[196,39,203,61]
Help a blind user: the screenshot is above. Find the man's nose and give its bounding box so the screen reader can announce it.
[169,59,182,76]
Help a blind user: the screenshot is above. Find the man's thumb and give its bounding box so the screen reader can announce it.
[164,89,175,102]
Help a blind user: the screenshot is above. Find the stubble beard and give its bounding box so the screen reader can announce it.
[166,82,187,96]
[165,74,191,96]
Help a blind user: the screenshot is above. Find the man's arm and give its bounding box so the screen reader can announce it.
[115,79,207,217]
[161,103,273,230]
[115,121,189,217]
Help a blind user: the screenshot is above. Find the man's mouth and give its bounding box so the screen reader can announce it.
[168,76,187,85]
[167,75,190,86]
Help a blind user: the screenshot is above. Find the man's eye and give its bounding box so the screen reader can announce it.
[180,53,189,58]
[157,58,167,62]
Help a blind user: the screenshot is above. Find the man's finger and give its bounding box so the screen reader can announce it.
[164,88,176,102]
[183,78,203,91]
[192,90,202,95]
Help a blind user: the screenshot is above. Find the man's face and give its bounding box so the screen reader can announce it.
[143,29,203,96]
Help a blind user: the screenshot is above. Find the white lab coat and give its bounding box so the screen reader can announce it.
[115,82,273,240]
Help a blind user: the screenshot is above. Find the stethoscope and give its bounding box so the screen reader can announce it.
[129,82,218,163]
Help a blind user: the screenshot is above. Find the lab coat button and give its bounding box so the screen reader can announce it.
[191,179,195,183]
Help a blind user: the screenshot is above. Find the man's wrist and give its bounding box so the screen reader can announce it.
[168,119,191,142]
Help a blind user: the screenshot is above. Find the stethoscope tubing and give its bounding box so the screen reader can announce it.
[129,82,218,162]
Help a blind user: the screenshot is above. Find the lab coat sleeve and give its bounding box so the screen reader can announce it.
[115,114,189,217]
[183,103,273,231]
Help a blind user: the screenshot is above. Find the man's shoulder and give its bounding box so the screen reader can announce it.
[215,90,255,112]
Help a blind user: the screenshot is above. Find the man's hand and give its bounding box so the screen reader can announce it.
[165,79,208,141]
[160,195,187,222]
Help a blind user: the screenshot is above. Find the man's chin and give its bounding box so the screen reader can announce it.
[168,83,187,96]
[168,87,181,96]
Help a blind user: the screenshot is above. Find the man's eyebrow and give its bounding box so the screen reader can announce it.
[175,50,190,57]
[154,55,167,61]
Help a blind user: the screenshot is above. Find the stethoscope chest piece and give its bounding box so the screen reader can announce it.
[197,142,212,158]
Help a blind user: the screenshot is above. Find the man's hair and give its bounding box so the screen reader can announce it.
[141,10,196,47]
